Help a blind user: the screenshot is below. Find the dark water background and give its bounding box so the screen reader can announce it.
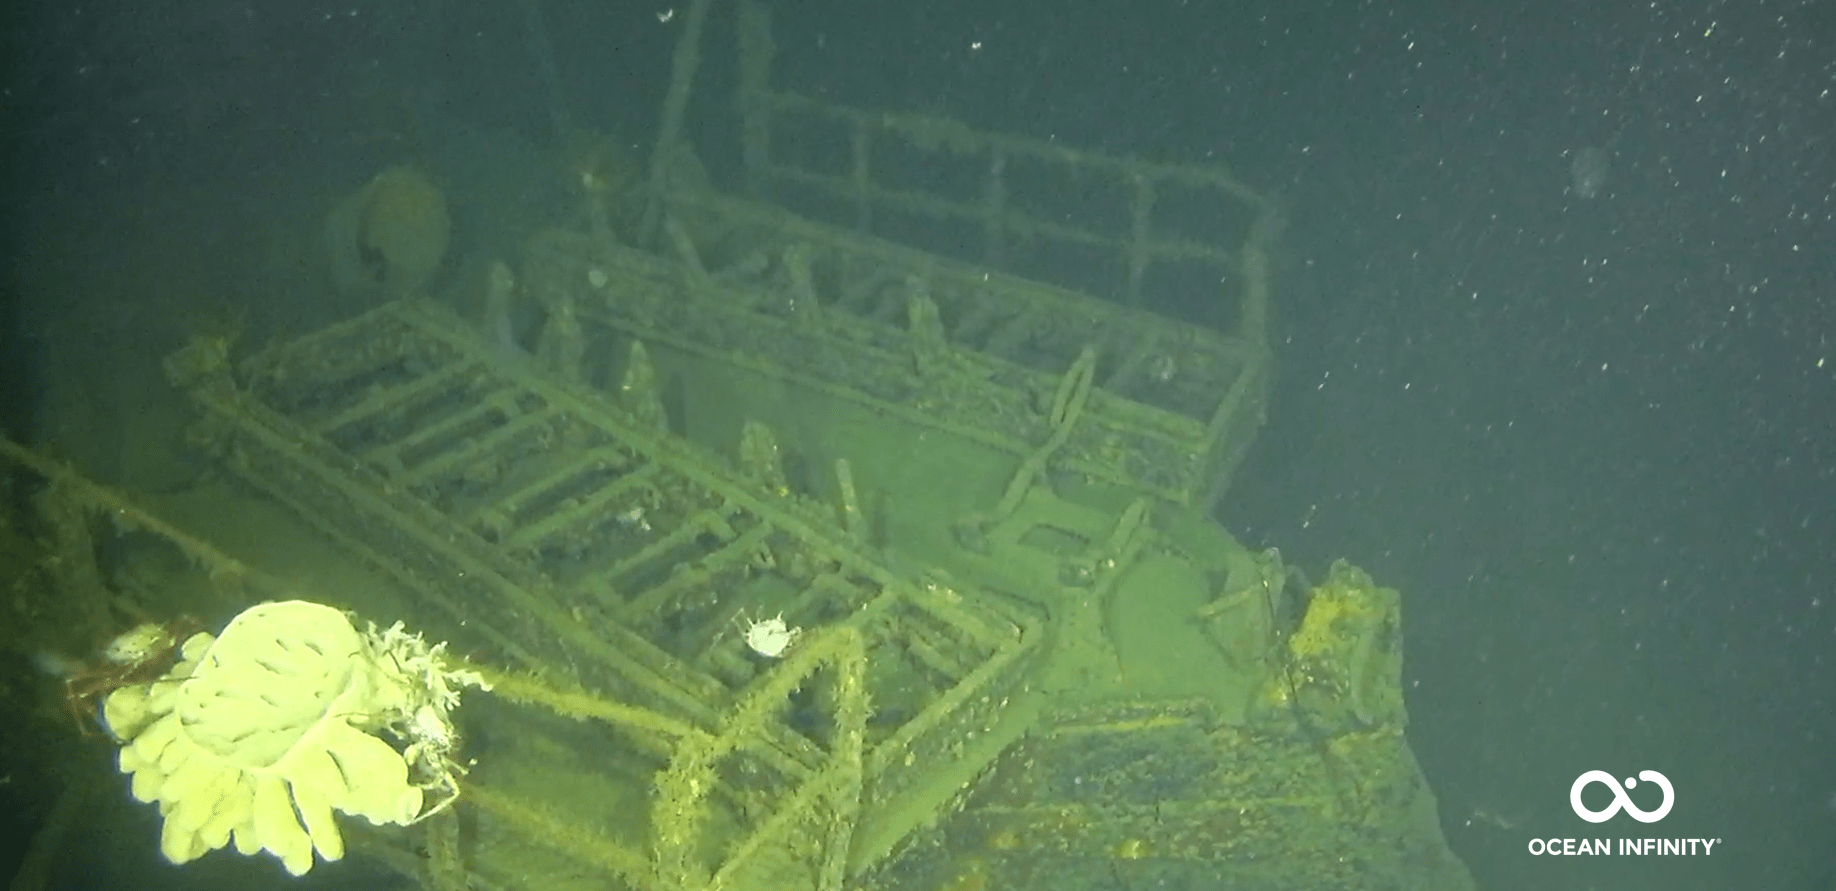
[1570,145,1611,198]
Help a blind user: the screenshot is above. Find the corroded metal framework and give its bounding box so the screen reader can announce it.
[8,0,1477,890]
[165,300,1042,889]
[605,0,1283,512]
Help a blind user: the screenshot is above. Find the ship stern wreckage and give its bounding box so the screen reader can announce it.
[2,2,1473,889]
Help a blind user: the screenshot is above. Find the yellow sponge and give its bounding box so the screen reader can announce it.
[103,601,484,875]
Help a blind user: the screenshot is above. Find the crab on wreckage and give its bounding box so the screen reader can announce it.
[63,619,202,734]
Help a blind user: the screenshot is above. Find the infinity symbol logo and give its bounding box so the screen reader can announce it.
[1570,770,1674,823]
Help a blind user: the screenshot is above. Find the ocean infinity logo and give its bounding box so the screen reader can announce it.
[1570,770,1674,823]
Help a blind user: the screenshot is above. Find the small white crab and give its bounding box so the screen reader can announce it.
[102,622,176,665]
[614,505,651,532]
[738,611,801,658]
[396,704,468,821]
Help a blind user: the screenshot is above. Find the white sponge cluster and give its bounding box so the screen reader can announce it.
[102,600,487,875]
